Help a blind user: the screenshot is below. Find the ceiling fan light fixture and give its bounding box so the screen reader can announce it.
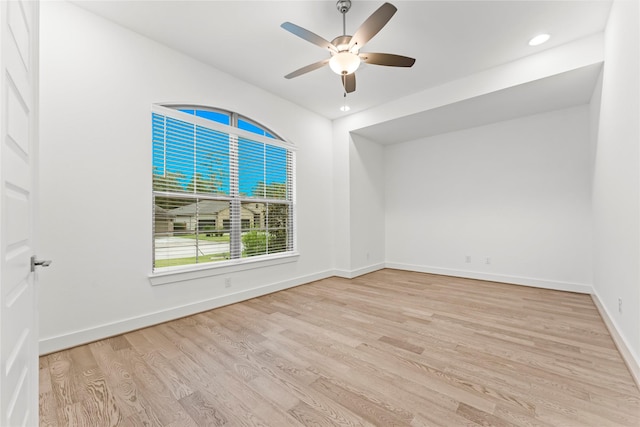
[329,51,361,75]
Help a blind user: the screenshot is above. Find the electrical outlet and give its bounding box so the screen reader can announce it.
[618,298,623,314]
[224,278,232,288]
[465,255,471,263]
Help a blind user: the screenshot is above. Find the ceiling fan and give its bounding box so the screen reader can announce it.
[281,0,416,94]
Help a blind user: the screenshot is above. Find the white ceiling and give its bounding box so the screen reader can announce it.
[73,0,611,120]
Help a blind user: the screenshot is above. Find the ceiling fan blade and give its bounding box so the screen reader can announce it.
[360,52,415,67]
[284,59,330,79]
[348,3,397,51]
[281,22,338,53]
[342,73,356,93]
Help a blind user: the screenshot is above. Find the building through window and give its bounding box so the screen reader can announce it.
[152,105,295,270]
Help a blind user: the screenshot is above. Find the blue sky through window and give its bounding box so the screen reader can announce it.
[179,108,230,126]
[238,118,275,139]
[153,111,286,198]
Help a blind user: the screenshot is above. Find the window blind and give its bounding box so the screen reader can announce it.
[152,105,295,270]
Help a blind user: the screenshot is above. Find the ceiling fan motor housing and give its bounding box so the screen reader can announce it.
[331,35,353,52]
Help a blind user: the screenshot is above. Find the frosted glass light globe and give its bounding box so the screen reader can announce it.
[329,52,361,75]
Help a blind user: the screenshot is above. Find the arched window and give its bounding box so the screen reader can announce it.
[151,104,295,271]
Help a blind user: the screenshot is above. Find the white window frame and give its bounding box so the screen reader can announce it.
[149,104,297,284]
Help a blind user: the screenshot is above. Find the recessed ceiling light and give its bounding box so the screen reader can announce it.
[340,105,351,112]
[529,33,550,46]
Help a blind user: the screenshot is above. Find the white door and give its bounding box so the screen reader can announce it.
[0,1,40,426]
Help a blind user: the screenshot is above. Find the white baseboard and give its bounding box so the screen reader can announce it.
[591,291,640,389]
[37,263,599,356]
[39,269,334,355]
[334,263,386,279]
[385,262,593,294]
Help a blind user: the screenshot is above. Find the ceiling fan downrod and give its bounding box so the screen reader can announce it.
[336,0,352,36]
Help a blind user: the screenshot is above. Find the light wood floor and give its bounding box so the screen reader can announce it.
[39,269,640,426]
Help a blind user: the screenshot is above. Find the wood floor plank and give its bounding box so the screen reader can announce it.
[40,269,640,426]
[38,390,58,427]
[178,390,228,426]
[125,332,194,400]
[89,340,163,425]
[116,346,197,426]
[76,367,124,427]
[310,376,412,425]
[47,351,80,409]
[161,320,288,426]
[457,402,515,427]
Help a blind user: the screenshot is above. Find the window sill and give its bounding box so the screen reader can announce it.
[148,252,299,286]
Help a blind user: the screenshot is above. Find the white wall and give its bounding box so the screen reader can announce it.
[38,1,334,353]
[332,34,603,279]
[331,120,351,275]
[591,0,640,373]
[331,123,387,279]
[384,106,593,292]
[349,134,386,276]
